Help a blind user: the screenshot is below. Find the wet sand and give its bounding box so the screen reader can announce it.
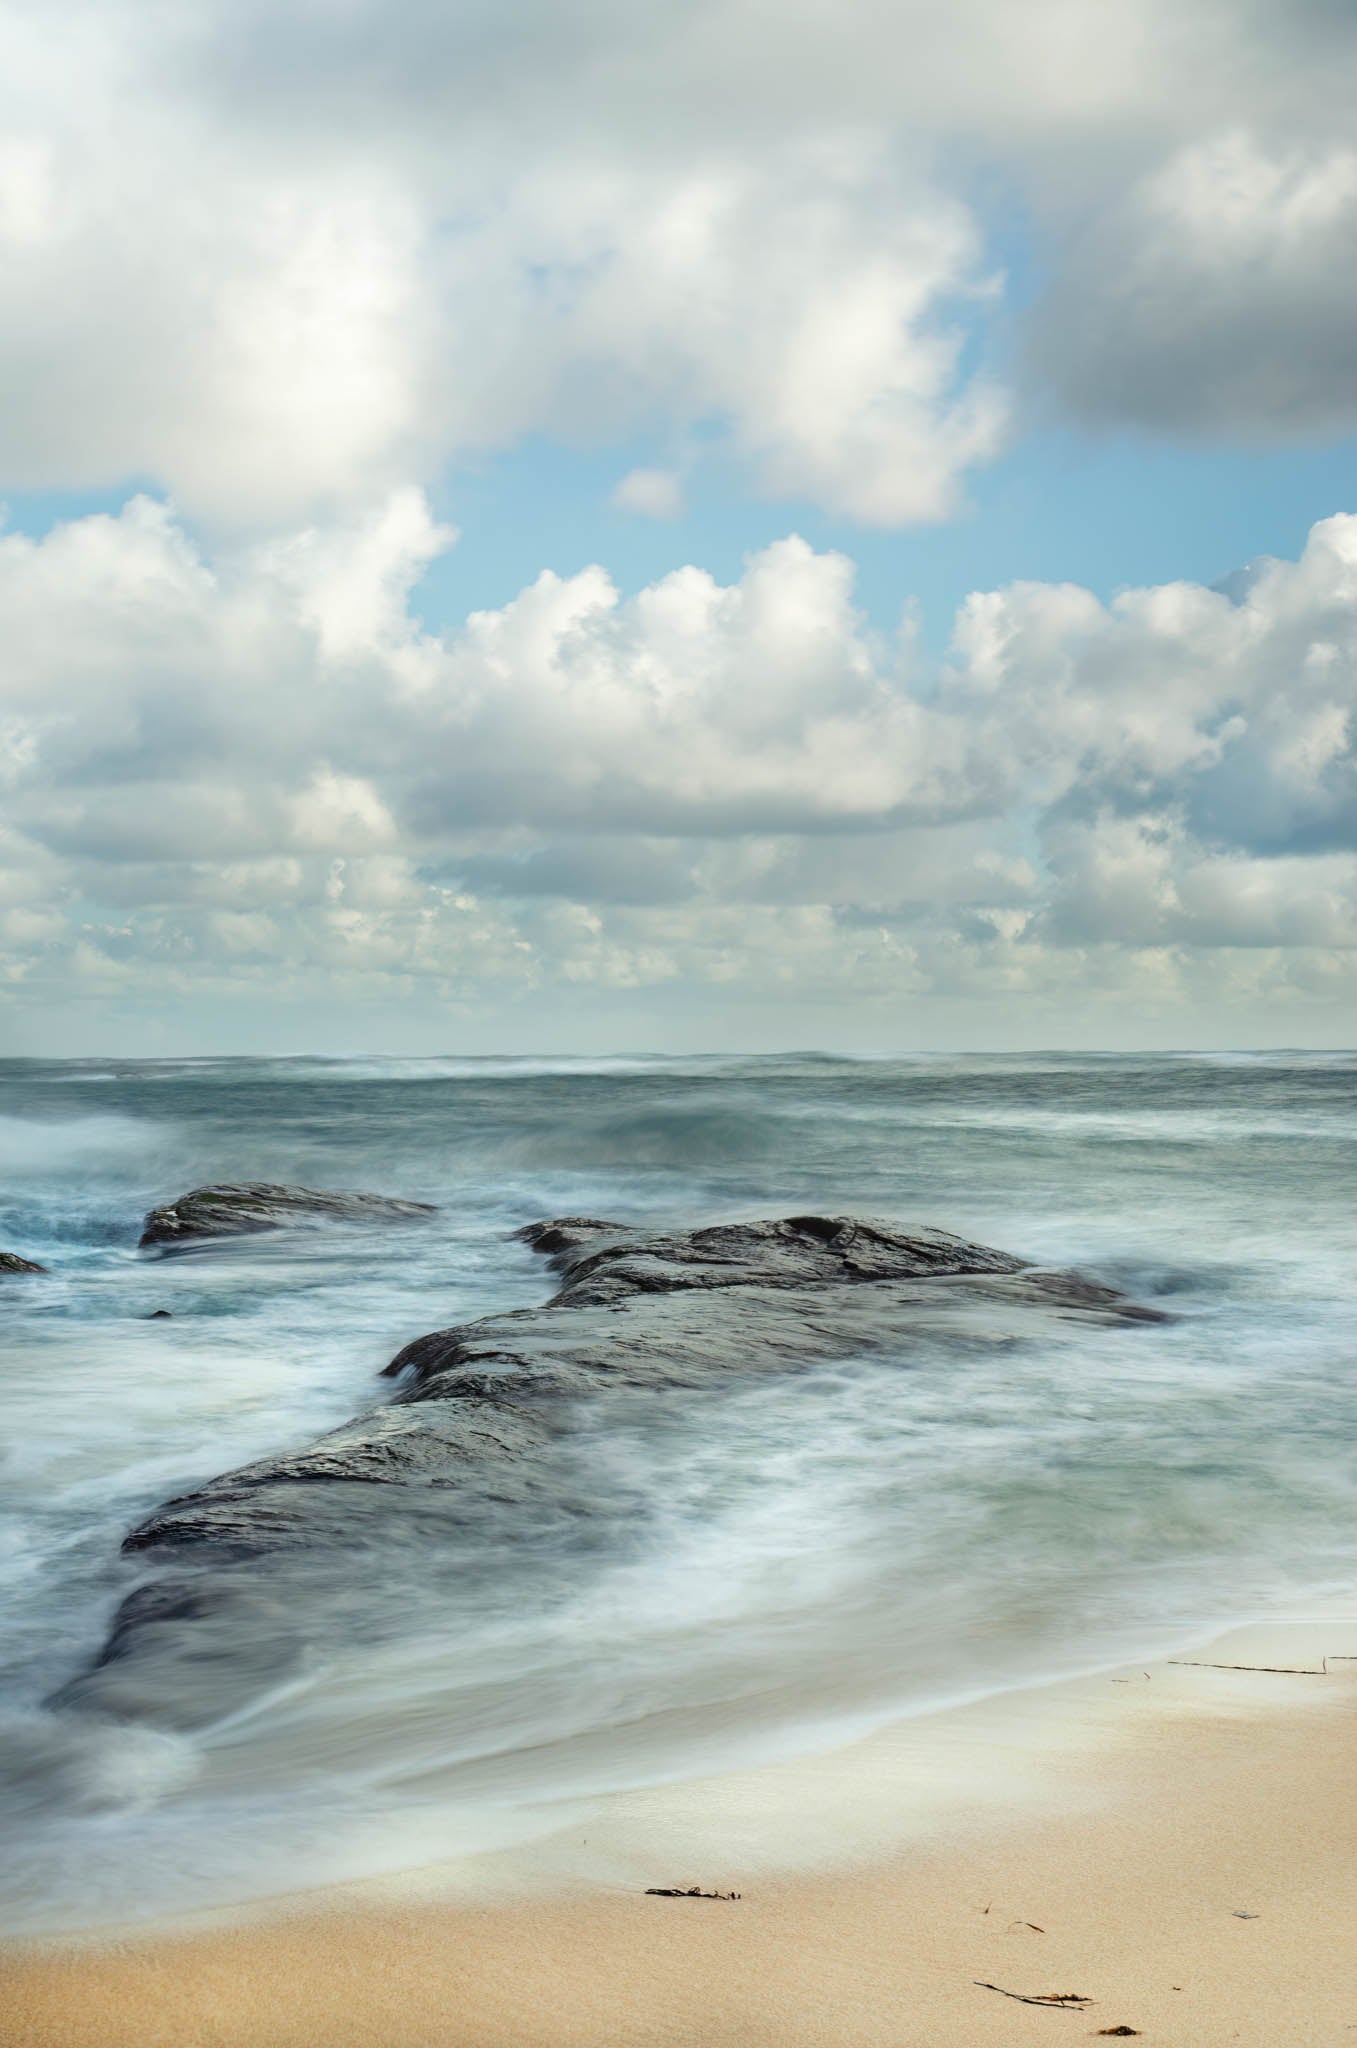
[5,1624,1357,2047]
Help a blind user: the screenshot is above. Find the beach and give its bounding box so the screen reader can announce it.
[5,0,1357,2027]
[5,1054,1357,2035]
[6,1621,1356,2047]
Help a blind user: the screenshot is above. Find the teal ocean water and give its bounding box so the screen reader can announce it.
[1,1052,1354,1932]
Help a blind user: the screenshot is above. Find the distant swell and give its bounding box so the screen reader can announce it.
[488,1107,787,1170]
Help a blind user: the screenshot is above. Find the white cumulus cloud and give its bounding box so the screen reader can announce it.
[0,493,1354,1045]
[0,0,1354,531]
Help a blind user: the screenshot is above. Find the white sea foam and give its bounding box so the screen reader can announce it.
[0,1111,161,1179]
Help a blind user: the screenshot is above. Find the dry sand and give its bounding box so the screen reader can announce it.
[5,1622,1357,2048]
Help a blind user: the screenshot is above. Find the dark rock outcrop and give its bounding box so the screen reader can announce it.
[0,1251,46,1274]
[138,1181,438,1251]
[56,1214,1166,1728]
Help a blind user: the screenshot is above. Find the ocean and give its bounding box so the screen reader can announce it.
[1,1050,1354,1935]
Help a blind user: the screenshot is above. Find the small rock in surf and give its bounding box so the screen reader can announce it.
[138,1182,438,1251]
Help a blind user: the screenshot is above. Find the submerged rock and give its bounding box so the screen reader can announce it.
[57,1213,1166,1728]
[138,1181,438,1251]
[0,1251,46,1274]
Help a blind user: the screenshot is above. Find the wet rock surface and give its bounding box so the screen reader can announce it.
[138,1181,438,1251]
[56,1214,1166,1729]
[0,1251,46,1274]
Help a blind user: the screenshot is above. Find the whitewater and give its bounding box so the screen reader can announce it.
[1,1050,1354,1935]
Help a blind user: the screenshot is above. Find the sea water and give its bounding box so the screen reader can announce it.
[1,1051,1354,1933]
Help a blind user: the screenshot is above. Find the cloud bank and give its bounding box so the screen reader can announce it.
[1,495,1353,1047]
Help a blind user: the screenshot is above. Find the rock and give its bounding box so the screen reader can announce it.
[144,1309,173,1319]
[138,1182,438,1251]
[55,1213,1166,1729]
[509,1212,1024,1300]
[0,1251,46,1274]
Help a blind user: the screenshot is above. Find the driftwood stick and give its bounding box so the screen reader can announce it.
[644,1886,741,1900]
[973,1981,1091,2008]
[1167,1659,1327,1675]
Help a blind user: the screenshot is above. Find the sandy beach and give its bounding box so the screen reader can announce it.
[6,1621,1356,2048]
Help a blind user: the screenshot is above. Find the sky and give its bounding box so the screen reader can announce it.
[1,0,1356,1054]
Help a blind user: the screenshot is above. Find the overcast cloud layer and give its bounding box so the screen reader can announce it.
[0,0,1355,1048]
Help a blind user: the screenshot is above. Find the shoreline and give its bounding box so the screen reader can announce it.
[6,1618,1357,2045]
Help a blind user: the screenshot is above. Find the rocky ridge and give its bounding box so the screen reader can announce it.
[55,1213,1166,1729]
